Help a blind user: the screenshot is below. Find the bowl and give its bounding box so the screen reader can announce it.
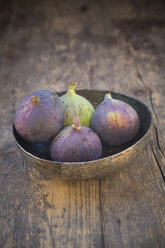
[13,89,152,180]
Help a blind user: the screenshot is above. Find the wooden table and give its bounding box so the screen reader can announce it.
[0,0,165,247]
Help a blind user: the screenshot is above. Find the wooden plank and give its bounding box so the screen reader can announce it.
[99,145,165,248]
[0,164,103,247]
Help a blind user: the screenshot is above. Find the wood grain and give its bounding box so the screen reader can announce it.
[0,0,165,247]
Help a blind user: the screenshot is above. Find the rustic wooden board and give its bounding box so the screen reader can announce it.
[0,0,165,247]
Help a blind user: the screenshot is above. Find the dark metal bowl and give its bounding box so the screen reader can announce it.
[13,90,152,180]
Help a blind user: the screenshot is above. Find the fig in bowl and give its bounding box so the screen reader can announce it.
[60,82,94,127]
[91,93,140,146]
[13,90,152,180]
[51,117,102,162]
[14,89,64,143]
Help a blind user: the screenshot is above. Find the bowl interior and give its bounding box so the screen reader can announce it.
[13,90,152,161]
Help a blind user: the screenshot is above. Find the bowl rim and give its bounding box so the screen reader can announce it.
[13,89,152,165]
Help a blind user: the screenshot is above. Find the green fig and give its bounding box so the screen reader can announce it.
[60,82,94,127]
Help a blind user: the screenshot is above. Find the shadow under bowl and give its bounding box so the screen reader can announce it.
[13,89,152,180]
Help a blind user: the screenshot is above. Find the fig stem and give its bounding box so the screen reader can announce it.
[104,93,112,100]
[72,117,81,130]
[68,82,77,93]
[31,95,40,104]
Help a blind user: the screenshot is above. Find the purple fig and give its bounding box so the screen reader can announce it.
[29,142,51,160]
[50,117,102,162]
[91,93,140,146]
[14,89,64,143]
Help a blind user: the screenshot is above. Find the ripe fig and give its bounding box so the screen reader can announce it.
[29,142,51,160]
[14,89,64,143]
[60,82,94,127]
[50,117,102,162]
[91,93,140,146]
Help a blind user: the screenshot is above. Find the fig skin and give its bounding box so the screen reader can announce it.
[50,117,102,162]
[14,89,64,143]
[60,82,94,127]
[91,93,140,146]
[25,141,51,160]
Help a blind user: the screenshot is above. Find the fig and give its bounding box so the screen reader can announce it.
[29,142,51,160]
[60,82,94,127]
[91,93,140,146]
[50,117,102,162]
[14,89,64,143]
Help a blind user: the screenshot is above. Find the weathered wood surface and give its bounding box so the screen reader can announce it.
[0,0,165,247]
